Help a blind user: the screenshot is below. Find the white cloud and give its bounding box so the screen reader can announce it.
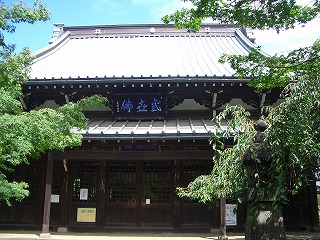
[155,0,186,17]
[132,0,159,4]
[87,0,190,23]
[131,0,193,22]
[86,0,319,53]
[253,0,320,55]
[88,0,125,14]
[253,17,320,55]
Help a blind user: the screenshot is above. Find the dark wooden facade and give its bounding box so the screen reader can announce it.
[0,140,318,232]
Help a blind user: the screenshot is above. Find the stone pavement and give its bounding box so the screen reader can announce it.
[0,231,319,240]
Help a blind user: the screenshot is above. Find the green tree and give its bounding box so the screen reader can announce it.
[164,1,320,239]
[162,0,319,33]
[0,1,106,205]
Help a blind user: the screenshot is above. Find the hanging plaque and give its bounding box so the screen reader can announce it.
[112,93,167,120]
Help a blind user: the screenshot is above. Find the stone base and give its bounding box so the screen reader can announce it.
[39,232,51,239]
[57,227,68,233]
[245,202,286,240]
[218,236,229,240]
[313,226,320,232]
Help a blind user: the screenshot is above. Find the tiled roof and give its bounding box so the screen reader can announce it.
[30,24,256,81]
[74,118,227,140]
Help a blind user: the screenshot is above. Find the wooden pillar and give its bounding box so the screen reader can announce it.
[97,160,106,227]
[309,183,320,230]
[58,159,68,232]
[218,196,228,240]
[173,159,181,228]
[40,153,53,238]
[136,161,143,227]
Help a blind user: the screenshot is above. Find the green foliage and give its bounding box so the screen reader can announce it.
[162,7,203,33]
[178,73,319,206]
[0,96,105,169]
[220,40,320,90]
[0,48,33,114]
[0,172,28,206]
[162,0,319,33]
[178,105,253,203]
[219,40,320,201]
[264,75,320,197]
[0,93,106,205]
[170,0,320,212]
[0,0,50,49]
[0,1,50,204]
[0,1,106,205]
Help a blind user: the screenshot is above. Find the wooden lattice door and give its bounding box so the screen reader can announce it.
[105,161,173,227]
[68,161,98,226]
[140,161,172,227]
[105,162,137,226]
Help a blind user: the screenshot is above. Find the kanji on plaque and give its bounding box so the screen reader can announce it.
[121,98,134,113]
[151,98,161,112]
[136,99,148,112]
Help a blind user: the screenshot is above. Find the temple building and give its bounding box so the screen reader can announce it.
[0,23,318,233]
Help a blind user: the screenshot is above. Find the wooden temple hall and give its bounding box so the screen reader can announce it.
[0,24,318,233]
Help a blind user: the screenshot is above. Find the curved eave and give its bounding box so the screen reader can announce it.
[81,133,213,141]
[32,31,71,60]
[235,29,256,51]
[27,76,251,84]
[73,118,232,141]
[235,29,269,57]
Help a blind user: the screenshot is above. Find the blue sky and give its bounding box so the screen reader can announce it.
[3,0,320,55]
[4,0,187,52]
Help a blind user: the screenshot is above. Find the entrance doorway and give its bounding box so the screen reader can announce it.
[66,159,213,229]
[105,161,173,227]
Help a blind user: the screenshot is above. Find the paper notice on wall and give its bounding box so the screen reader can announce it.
[226,204,237,226]
[77,208,96,222]
[51,194,60,203]
[146,199,151,204]
[80,188,88,200]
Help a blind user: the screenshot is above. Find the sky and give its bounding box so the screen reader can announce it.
[3,0,320,55]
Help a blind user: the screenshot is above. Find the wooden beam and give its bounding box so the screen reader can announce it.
[52,150,213,160]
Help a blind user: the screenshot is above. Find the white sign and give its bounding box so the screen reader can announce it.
[145,199,151,204]
[80,188,88,200]
[51,194,60,203]
[226,204,237,226]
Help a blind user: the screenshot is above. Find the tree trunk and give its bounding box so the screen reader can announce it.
[245,202,286,240]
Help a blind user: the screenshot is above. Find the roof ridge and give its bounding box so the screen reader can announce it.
[62,23,240,38]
